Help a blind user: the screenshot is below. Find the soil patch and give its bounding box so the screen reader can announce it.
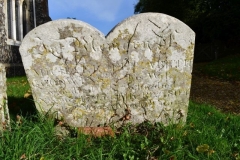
[190,63,240,114]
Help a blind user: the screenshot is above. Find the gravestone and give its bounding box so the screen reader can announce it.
[19,13,195,127]
[0,64,10,131]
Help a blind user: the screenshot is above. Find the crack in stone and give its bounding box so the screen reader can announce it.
[148,19,161,29]
[19,14,195,128]
[126,22,140,54]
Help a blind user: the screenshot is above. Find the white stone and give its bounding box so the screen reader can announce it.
[144,48,153,61]
[109,48,121,63]
[0,64,10,131]
[19,13,195,127]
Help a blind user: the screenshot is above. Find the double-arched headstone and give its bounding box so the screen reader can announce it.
[19,13,195,127]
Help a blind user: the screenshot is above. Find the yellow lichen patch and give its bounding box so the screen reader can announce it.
[20,14,195,127]
[100,78,111,89]
[72,108,87,118]
[27,46,36,54]
[185,43,195,60]
[111,29,133,52]
[72,25,83,33]
[75,98,83,105]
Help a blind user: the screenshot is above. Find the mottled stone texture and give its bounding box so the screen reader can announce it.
[20,13,195,127]
[0,64,10,131]
[0,0,11,64]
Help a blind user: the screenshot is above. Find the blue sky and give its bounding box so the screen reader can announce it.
[48,0,138,35]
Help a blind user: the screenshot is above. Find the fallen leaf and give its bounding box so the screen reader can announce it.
[196,144,209,153]
[170,156,176,160]
[24,92,32,98]
[20,153,26,159]
[208,149,215,155]
[78,127,115,137]
[16,115,22,125]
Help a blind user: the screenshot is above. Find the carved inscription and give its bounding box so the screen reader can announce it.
[20,13,195,127]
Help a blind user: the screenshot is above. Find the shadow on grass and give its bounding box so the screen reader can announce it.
[7,96,38,120]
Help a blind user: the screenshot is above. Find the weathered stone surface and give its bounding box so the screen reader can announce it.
[0,64,10,131]
[19,13,195,127]
[0,0,11,64]
[0,2,10,130]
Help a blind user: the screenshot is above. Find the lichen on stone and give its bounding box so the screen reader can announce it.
[19,13,195,128]
[0,64,10,131]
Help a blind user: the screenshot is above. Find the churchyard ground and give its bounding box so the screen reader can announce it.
[1,54,240,159]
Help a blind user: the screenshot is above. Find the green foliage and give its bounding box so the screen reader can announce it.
[7,76,30,98]
[2,76,240,159]
[7,76,36,118]
[2,100,240,159]
[134,0,189,22]
[134,0,240,44]
[199,54,240,81]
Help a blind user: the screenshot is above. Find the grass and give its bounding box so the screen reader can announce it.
[1,54,240,159]
[6,76,36,119]
[197,54,240,81]
[1,101,240,159]
[2,82,240,159]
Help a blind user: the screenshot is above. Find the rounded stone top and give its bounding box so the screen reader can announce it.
[19,13,195,127]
